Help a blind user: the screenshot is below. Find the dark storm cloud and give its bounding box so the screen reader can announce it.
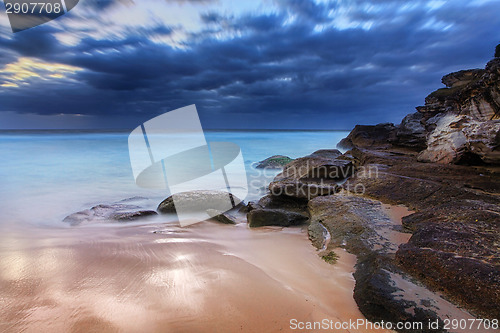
[1,0,500,129]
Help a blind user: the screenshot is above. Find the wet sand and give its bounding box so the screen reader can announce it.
[0,220,392,333]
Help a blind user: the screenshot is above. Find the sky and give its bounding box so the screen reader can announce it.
[0,0,499,130]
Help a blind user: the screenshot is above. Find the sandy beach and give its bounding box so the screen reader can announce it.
[0,217,395,333]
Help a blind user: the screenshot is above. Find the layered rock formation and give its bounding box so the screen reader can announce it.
[339,46,500,165]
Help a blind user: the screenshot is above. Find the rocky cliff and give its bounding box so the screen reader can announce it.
[339,45,500,165]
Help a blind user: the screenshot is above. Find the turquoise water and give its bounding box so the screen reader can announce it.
[0,130,348,228]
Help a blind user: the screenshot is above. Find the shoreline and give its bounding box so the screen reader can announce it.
[0,218,393,333]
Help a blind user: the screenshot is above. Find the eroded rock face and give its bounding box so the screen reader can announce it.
[340,50,500,165]
[415,56,500,164]
[417,114,500,164]
[268,149,352,199]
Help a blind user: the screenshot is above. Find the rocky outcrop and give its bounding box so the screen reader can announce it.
[63,204,157,225]
[255,155,293,169]
[415,56,500,164]
[307,194,468,331]
[157,190,242,214]
[342,148,500,319]
[268,149,353,199]
[339,47,500,165]
[417,114,500,164]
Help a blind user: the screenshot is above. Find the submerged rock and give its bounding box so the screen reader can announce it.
[63,204,157,225]
[111,210,158,221]
[255,155,294,169]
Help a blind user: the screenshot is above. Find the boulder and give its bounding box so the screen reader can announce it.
[337,123,397,150]
[268,149,352,199]
[255,155,294,169]
[157,190,242,214]
[63,204,157,225]
[247,208,308,228]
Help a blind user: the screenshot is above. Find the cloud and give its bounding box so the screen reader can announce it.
[1,0,500,129]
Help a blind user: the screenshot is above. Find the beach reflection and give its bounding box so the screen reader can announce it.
[0,222,391,333]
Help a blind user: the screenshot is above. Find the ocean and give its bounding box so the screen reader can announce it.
[0,130,349,229]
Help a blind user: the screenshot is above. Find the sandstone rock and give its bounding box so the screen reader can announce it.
[417,114,500,164]
[337,123,397,150]
[268,149,352,199]
[255,155,294,169]
[342,147,500,318]
[157,190,242,214]
[441,69,484,88]
[247,208,308,228]
[413,54,500,165]
[417,114,468,164]
[307,194,447,331]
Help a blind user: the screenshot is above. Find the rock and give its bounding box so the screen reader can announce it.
[441,69,484,88]
[341,147,500,318]
[337,123,397,150]
[307,194,446,331]
[413,51,500,165]
[157,190,242,214]
[111,210,158,221]
[63,203,156,225]
[247,208,308,228]
[206,209,237,224]
[417,114,500,164]
[268,149,352,199]
[257,194,308,214]
[496,43,500,58]
[255,155,294,169]
[394,112,426,149]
